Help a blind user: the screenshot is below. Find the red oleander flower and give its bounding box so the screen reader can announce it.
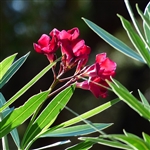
[76,53,117,98]
[59,28,91,71]
[33,28,60,62]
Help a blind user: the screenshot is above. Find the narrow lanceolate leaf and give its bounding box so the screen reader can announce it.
[66,141,94,150]
[143,2,150,45]
[142,132,150,148]
[32,140,71,150]
[79,137,132,150]
[0,59,58,113]
[0,93,20,148]
[40,123,112,138]
[101,134,150,150]
[53,98,120,129]
[107,79,150,121]
[124,0,149,53]
[21,84,75,149]
[0,53,17,80]
[138,90,150,110]
[82,17,143,63]
[0,52,30,89]
[0,91,49,138]
[118,15,150,66]
[136,4,150,37]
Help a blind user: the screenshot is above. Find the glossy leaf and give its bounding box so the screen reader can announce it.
[124,0,150,52]
[142,132,150,147]
[143,2,150,45]
[66,141,94,150]
[101,134,150,150]
[0,93,20,148]
[107,79,150,121]
[21,84,75,149]
[0,59,58,113]
[0,52,30,89]
[52,98,120,130]
[41,123,112,137]
[118,15,150,66]
[138,90,150,110]
[79,137,132,150]
[0,53,17,80]
[0,90,49,138]
[82,17,143,62]
[136,4,150,37]
[32,140,71,150]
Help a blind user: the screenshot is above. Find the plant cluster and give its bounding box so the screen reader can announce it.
[0,0,150,150]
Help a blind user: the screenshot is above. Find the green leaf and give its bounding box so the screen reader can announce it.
[0,52,30,89]
[66,141,94,150]
[101,134,150,150]
[0,93,20,148]
[53,98,120,129]
[118,15,150,66]
[32,140,71,150]
[0,90,49,138]
[143,2,150,45]
[136,4,150,37]
[79,137,132,150]
[82,17,143,63]
[0,53,17,80]
[124,0,150,54]
[107,79,150,121]
[142,132,150,147]
[0,59,58,113]
[40,123,112,137]
[138,90,150,110]
[21,84,75,149]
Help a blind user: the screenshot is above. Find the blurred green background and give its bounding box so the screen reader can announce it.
[1,0,150,149]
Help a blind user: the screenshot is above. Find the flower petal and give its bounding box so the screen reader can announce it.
[38,34,50,47]
[96,53,106,63]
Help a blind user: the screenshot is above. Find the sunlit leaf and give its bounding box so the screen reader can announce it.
[52,98,120,129]
[143,2,150,45]
[107,79,150,121]
[32,140,71,150]
[0,93,20,148]
[0,90,49,138]
[79,137,132,150]
[124,0,150,53]
[0,52,30,89]
[142,132,150,147]
[21,84,75,149]
[82,17,143,63]
[66,141,94,150]
[0,53,17,80]
[41,123,112,137]
[118,15,150,66]
[136,4,150,35]
[101,134,150,150]
[0,59,59,113]
[138,90,150,110]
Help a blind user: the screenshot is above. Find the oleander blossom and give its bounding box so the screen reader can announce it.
[58,28,91,71]
[33,27,91,71]
[76,53,117,98]
[33,28,60,62]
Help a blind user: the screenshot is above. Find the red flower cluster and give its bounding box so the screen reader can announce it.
[33,28,90,70]
[76,53,117,98]
[33,28,117,98]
